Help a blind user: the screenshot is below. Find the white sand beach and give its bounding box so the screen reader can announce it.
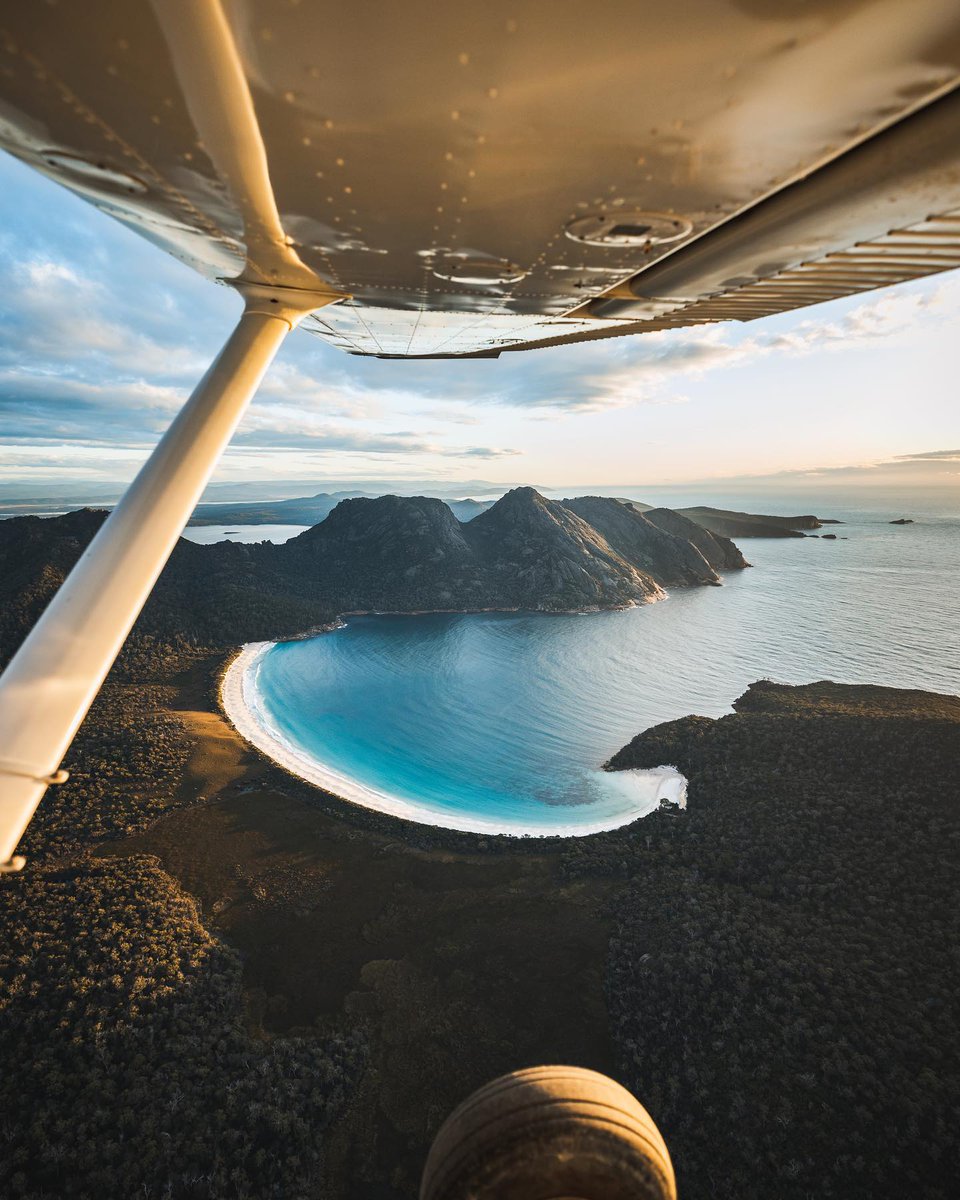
[221,641,687,837]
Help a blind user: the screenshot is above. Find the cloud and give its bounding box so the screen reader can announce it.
[409,406,481,426]
[0,258,213,382]
[893,449,960,462]
[253,361,433,421]
[465,273,960,415]
[230,418,519,459]
[694,447,960,489]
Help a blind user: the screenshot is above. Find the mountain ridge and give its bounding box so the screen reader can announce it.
[564,496,726,586]
[187,491,833,535]
[0,488,757,665]
[287,488,665,612]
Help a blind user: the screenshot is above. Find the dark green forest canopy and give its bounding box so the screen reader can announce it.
[569,680,960,1200]
[3,670,958,1198]
[0,857,364,1199]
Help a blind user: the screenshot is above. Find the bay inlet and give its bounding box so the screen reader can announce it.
[220,499,959,836]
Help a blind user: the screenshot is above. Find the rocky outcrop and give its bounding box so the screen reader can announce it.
[563,496,721,586]
[287,495,485,610]
[189,491,496,527]
[294,494,473,566]
[465,488,662,609]
[284,489,662,611]
[643,506,749,571]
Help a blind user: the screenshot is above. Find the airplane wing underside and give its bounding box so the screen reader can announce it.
[1,0,960,358]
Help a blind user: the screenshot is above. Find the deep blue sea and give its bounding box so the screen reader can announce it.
[248,493,960,833]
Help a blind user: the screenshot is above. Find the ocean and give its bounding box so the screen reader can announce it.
[241,492,960,835]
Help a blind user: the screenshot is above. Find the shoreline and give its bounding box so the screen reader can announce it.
[265,600,664,647]
[220,636,687,838]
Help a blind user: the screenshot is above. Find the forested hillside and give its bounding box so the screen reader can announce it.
[1,857,365,1199]
[564,681,960,1199]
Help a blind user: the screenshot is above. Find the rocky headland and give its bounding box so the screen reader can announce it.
[0,488,768,663]
[187,490,835,540]
[621,500,831,538]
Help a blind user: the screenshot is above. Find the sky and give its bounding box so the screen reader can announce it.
[1,150,958,497]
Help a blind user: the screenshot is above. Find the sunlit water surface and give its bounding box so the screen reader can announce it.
[182,524,310,544]
[249,497,960,832]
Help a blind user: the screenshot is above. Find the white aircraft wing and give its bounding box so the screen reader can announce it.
[1,0,959,358]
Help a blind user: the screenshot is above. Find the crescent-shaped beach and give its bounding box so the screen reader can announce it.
[221,640,687,837]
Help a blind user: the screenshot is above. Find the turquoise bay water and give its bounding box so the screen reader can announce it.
[251,497,960,832]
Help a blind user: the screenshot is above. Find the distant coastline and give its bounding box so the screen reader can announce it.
[220,637,687,837]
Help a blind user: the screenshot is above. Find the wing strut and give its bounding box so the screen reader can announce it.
[0,285,333,870]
